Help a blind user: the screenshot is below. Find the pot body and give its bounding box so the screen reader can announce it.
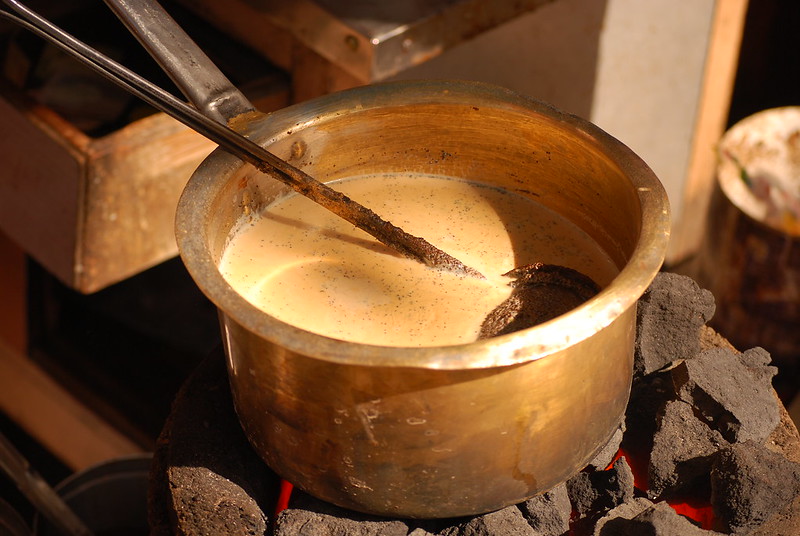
[176,81,669,518]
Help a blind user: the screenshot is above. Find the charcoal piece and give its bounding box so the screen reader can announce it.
[567,471,595,520]
[742,496,800,536]
[671,346,779,443]
[623,371,674,465]
[277,488,409,535]
[408,529,438,536]
[438,505,537,535]
[592,497,655,535]
[739,346,776,381]
[406,518,458,536]
[567,457,635,525]
[741,346,778,374]
[150,352,276,536]
[407,518,459,536]
[274,508,409,536]
[634,272,715,377]
[647,400,728,500]
[517,484,571,535]
[585,424,626,471]
[711,440,800,534]
[596,501,722,535]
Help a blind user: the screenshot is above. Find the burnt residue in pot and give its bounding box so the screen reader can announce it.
[479,263,601,339]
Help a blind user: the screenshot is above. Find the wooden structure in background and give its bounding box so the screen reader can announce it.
[670,0,750,265]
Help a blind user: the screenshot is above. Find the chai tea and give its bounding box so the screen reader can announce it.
[219,173,618,346]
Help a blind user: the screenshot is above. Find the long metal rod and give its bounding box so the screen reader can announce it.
[102,0,254,124]
[0,0,483,278]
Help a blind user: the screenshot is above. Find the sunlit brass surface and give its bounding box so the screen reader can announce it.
[175,80,670,518]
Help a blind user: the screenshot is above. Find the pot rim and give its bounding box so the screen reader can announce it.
[176,80,670,370]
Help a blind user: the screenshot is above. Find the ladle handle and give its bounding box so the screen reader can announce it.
[102,0,254,123]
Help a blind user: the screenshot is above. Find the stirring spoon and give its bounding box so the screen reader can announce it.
[0,0,484,279]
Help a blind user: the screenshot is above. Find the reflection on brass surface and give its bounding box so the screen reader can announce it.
[175,80,670,518]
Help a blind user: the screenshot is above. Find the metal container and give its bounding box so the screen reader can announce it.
[175,80,670,518]
[693,107,800,367]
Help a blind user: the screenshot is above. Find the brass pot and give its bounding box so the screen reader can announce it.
[175,80,670,518]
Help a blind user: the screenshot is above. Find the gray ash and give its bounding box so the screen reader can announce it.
[150,273,800,535]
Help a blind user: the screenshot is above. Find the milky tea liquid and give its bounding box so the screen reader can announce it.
[219,173,619,347]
